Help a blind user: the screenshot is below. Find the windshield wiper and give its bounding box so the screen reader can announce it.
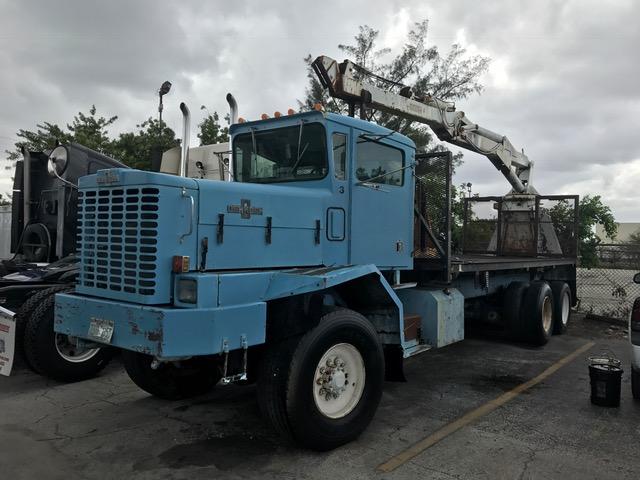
[291,120,309,175]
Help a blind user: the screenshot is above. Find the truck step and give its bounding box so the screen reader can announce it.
[392,282,417,290]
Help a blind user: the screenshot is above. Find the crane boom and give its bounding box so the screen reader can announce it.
[312,56,535,194]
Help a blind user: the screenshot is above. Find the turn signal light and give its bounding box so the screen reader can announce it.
[172,255,190,273]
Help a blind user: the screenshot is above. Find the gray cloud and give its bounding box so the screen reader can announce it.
[1,0,639,220]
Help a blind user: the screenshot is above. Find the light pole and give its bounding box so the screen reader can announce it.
[158,80,172,132]
[151,81,171,172]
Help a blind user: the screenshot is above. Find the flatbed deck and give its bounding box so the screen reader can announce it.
[414,254,576,274]
[451,254,576,273]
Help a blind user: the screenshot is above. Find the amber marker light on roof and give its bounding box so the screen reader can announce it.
[313,103,324,111]
[238,117,246,123]
[274,111,281,118]
[287,108,295,115]
[261,113,269,120]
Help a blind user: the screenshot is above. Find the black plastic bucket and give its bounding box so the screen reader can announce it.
[588,353,623,407]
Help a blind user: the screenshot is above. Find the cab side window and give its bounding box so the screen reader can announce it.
[356,140,404,185]
[333,133,347,180]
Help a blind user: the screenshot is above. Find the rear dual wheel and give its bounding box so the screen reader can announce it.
[505,281,562,346]
[550,281,572,335]
[258,308,384,451]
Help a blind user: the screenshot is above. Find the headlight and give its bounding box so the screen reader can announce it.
[177,279,197,304]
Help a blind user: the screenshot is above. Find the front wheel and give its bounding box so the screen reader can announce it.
[258,308,384,451]
[23,288,115,382]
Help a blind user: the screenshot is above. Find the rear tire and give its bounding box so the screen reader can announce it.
[521,281,554,346]
[122,351,221,400]
[23,288,115,381]
[258,308,384,451]
[503,281,529,340]
[550,282,572,335]
[632,367,640,400]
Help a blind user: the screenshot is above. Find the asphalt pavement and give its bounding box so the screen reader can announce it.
[1,314,638,480]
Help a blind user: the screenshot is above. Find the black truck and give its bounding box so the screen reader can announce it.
[1,143,127,380]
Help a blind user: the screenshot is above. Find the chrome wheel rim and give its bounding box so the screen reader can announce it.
[313,343,365,419]
[55,334,100,363]
[561,292,570,326]
[542,296,553,333]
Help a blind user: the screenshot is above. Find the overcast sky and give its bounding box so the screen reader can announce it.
[1,0,639,221]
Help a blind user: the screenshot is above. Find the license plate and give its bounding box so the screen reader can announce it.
[0,306,16,376]
[88,318,114,343]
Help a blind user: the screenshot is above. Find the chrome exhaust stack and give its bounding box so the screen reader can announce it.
[179,102,190,178]
[226,93,238,124]
[226,93,238,182]
[21,146,31,229]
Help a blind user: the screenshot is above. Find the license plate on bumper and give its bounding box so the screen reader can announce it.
[87,318,115,343]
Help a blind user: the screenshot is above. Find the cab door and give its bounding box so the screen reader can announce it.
[349,134,413,269]
[323,124,351,265]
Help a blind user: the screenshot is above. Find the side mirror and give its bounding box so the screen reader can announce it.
[634,273,640,284]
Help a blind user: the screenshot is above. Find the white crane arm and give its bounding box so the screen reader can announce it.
[312,56,535,194]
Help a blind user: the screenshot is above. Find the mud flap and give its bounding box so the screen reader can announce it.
[384,344,406,382]
[0,306,16,376]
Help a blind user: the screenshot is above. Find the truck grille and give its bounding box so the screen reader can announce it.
[77,187,159,297]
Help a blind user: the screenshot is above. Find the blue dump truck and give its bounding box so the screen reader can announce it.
[54,57,579,450]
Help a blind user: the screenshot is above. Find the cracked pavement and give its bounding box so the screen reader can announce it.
[1,314,639,479]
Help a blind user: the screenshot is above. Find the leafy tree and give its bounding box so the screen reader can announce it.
[5,122,72,161]
[66,105,118,153]
[549,195,617,268]
[198,107,229,145]
[5,105,116,160]
[109,118,179,170]
[301,20,490,152]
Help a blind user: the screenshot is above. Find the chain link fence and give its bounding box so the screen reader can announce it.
[577,244,640,320]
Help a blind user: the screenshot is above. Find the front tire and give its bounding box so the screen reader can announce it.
[23,288,115,382]
[258,308,384,451]
[122,351,221,400]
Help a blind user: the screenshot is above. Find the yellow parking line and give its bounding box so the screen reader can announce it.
[377,341,596,473]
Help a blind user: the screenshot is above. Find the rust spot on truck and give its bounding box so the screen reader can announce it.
[129,321,141,335]
[146,329,163,342]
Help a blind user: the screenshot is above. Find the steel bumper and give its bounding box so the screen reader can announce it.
[54,293,266,358]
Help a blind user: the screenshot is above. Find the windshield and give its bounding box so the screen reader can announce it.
[233,123,328,183]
